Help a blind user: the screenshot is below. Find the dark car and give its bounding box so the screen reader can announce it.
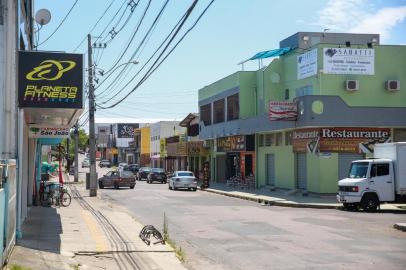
[137,167,151,180]
[128,164,139,173]
[98,170,136,189]
[99,159,112,168]
[147,168,167,184]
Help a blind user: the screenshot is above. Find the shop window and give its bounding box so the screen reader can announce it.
[213,99,225,124]
[265,134,273,146]
[275,133,282,146]
[200,103,212,126]
[285,131,293,146]
[227,93,239,121]
[258,134,264,147]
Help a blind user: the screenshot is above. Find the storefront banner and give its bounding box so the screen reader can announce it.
[187,141,209,155]
[28,125,70,138]
[217,135,246,152]
[269,101,297,121]
[117,123,139,138]
[160,138,167,158]
[297,48,317,80]
[18,51,83,108]
[323,48,374,75]
[293,127,391,153]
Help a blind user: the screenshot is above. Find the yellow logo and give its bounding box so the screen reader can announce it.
[26,60,76,81]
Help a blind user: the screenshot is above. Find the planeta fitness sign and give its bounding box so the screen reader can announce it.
[18,51,83,108]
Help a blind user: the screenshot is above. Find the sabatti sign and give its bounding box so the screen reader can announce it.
[18,51,83,108]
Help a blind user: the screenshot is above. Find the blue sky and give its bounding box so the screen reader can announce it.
[34,0,406,125]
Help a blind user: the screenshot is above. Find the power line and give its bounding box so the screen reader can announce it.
[37,0,80,47]
[72,0,117,52]
[99,0,215,109]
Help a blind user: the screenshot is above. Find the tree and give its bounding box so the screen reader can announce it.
[61,128,89,158]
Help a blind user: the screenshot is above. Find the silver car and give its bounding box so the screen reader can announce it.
[168,171,197,191]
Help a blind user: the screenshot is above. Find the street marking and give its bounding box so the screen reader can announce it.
[81,210,109,252]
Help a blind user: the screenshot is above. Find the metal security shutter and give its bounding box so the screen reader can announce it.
[338,153,364,180]
[394,129,406,142]
[297,153,307,190]
[266,154,275,186]
[216,155,226,183]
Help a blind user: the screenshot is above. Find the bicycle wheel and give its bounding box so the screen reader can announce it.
[40,192,52,207]
[60,191,71,207]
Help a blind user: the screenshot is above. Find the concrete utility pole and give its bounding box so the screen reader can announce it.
[74,121,79,182]
[88,34,97,197]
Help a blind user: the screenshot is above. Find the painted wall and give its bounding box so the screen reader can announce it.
[256,144,296,189]
[199,72,240,101]
[306,153,339,193]
[239,72,257,119]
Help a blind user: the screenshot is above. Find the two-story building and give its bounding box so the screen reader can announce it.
[198,32,406,194]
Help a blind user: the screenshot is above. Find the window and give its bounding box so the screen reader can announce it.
[285,89,289,100]
[265,134,273,146]
[258,134,264,147]
[275,133,282,146]
[370,163,390,177]
[227,93,239,121]
[285,131,293,146]
[200,104,212,126]
[213,99,225,124]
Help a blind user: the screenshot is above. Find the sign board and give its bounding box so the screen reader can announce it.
[28,125,70,138]
[293,127,391,153]
[297,48,317,80]
[269,101,297,121]
[323,48,374,75]
[18,51,83,108]
[217,135,246,152]
[117,123,139,138]
[187,141,209,155]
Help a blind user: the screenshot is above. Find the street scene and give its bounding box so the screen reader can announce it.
[1,0,406,270]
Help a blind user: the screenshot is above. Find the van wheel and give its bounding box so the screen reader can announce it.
[114,183,119,190]
[361,194,379,212]
[98,182,104,189]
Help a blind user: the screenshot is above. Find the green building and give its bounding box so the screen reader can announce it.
[198,32,406,194]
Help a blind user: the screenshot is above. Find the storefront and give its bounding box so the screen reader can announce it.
[187,141,209,177]
[165,136,187,172]
[214,135,255,182]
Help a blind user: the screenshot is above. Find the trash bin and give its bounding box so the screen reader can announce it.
[86,173,90,189]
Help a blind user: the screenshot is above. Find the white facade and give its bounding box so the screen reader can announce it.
[150,121,186,157]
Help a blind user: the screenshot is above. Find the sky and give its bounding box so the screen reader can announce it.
[33,0,406,126]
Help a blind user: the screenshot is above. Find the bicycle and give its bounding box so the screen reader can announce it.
[40,182,71,207]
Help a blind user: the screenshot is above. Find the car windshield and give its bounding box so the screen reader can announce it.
[178,172,194,177]
[152,168,164,173]
[141,167,151,171]
[121,171,134,177]
[348,162,369,178]
[102,160,109,162]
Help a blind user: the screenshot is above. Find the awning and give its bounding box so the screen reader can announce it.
[239,47,292,65]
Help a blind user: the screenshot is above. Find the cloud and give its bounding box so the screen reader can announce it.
[315,0,406,42]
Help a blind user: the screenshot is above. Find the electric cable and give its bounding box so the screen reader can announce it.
[38,0,79,47]
[99,0,214,109]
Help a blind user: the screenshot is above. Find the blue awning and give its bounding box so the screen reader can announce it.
[249,47,292,60]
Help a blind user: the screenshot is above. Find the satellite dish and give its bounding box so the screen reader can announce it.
[35,9,51,26]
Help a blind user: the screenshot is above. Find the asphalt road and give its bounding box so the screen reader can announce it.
[76,157,406,270]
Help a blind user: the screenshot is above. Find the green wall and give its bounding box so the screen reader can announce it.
[306,153,339,193]
[239,72,256,118]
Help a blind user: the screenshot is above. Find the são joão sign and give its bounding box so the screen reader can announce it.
[28,125,70,139]
[18,51,83,108]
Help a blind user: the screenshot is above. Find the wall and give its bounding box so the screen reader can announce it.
[199,72,241,101]
[238,72,257,119]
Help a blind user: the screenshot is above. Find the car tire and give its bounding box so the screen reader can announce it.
[130,185,135,189]
[192,188,197,191]
[361,194,379,212]
[114,183,119,190]
[173,183,177,190]
[98,182,104,189]
[168,184,172,190]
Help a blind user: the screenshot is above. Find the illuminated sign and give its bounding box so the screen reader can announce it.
[18,51,83,108]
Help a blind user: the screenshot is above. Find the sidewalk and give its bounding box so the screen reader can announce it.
[6,175,186,270]
[201,182,406,211]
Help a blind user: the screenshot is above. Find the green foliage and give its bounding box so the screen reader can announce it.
[8,265,32,270]
[61,128,89,158]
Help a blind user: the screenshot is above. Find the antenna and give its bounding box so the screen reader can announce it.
[35,9,51,26]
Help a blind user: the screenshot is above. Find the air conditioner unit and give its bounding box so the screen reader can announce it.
[346,80,359,91]
[385,80,400,92]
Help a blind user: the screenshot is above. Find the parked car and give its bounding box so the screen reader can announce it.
[98,170,136,189]
[99,159,112,168]
[128,164,140,173]
[118,162,128,170]
[168,171,197,191]
[81,158,90,168]
[147,168,167,184]
[137,167,151,180]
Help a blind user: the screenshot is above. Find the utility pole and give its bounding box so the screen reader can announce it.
[88,34,97,197]
[74,121,79,182]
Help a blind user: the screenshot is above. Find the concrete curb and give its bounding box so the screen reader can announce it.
[393,223,406,232]
[200,188,339,210]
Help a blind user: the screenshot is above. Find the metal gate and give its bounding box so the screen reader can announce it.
[296,153,307,190]
[338,153,364,180]
[266,154,275,186]
[216,155,226,183]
